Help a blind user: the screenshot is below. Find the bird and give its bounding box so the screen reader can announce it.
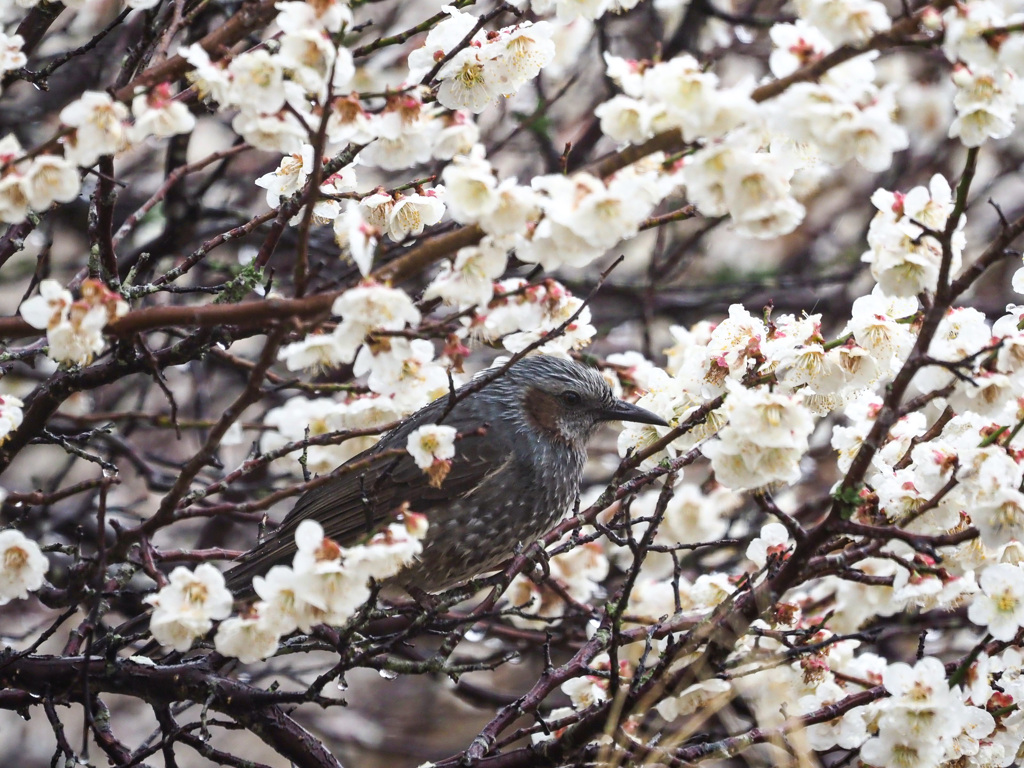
[221,355,668,599]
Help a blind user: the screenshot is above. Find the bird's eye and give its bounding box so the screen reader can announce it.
[561,390,583,406]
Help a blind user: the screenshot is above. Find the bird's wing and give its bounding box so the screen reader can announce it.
[223,402,512,598]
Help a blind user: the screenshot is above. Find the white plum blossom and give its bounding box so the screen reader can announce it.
[359,188,445,242]
[0,394,24,445]
[260,395,399,475]
[20,155,81,212]
[594,95,655,144]
[862,174,965,298]
[327,94,374,146]
[561,667,610,710]
[796,680,870,750]
[332,282,421,337]
[768,21,831,79]
[19,279,73,331]
[413,14,555,114]
[146,564,234,652]
[431,111,480,160]
[277,29,338,94]
[406,424,457,469]
[746,522,792,569]
[226,49,287,113]
[424,238,508,309]
[20,278,128,366]
[969,563,1024,641]
[0,32,27,77]
[407,424,457,487]
[0,529,48,605]
[552,0,612,23]
[478,179,541,238]
[702,381,814,490]
[59,91,129,167]
[180,43,232,104]
[213,612,282,664]
[914,306,991,394]
[129,84,196,142]
[388,189,446,241]
[436,48,503,114]
[275,0,352,34]
[948,64,1024,147]
[441,147,498,224]
[255,145,315,208]
[793,0,890,47]
[845,289,918,371]
[495,22,555,88]
[703,304,768,385]
[230,110,306,154]
[333,201,379,276]
[406,5,479,83]
[277,332,353,372]
[254,518,426,635]
[354,337,452,410]
[253,563,325,634]
[0,172,29,224]
[656,679,734,722]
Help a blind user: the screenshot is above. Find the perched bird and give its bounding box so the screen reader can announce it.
[223,355,667,598]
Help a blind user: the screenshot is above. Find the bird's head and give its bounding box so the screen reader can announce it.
[497,356,668,446]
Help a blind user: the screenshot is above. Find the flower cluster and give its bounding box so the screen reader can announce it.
[406,9,555,114]
[277,281,419,371]
[260,393,400,476]
[473,278,597,358]
[861,657,994,767]
[147,516,427,659]
[19,278,128,366]
[440,144,670,272]
[217,518,427,662]
[146,564,235,652]
[0,135,80,224]
[359,186,446,242]
[766,38,909,173]
[701,382,815,490]
[181,2,354,155]
[619,303,887,470]
[0,394,23,445]
[595,53,755,146]
[0,31,25,90]
[681,132,807,239]
[862,173,965,298]
[942,2,1024,147]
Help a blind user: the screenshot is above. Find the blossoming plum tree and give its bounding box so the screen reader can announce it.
[1,0,1024,766]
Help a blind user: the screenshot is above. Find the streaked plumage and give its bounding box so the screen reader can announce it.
[224,355,667,597]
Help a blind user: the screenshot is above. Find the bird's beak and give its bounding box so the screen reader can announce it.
[597,399,669,427]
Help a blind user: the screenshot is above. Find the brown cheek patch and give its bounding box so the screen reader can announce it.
[523,388,564,438]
